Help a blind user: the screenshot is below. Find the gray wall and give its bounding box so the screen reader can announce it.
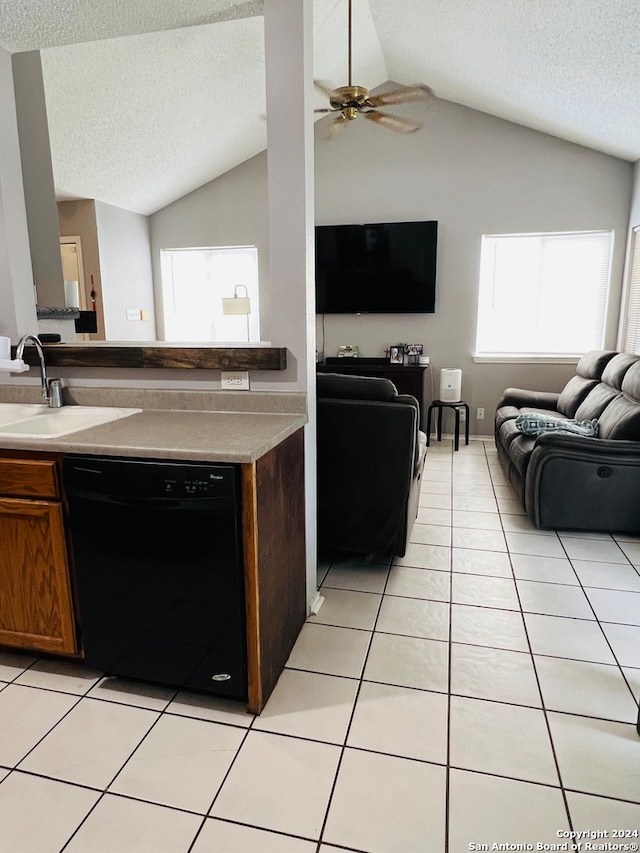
[150,153,270,342]
[151,96,633,431]
[627,162,640,229]
[12,51,65,309]
[616,161,640,351]
[94,201,156,341]
[0,46,38,339]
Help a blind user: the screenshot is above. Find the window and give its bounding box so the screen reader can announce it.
[620,226,640,354]
[475,230,613,358]
[160,246,260,342]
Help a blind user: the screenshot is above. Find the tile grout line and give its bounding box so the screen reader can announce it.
[491,451,576,835]
[314,551,393,850]
[444,443,455,853]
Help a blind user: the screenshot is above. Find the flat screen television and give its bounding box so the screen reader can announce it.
[315,220,437,314]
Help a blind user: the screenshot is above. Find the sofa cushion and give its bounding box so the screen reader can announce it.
[498,417,537,458]
[600,352,640,388]
[598,395,640,440]
[556,350,618,418]
[317,372,397,402]
[621,359,640,404]
[575,349,618,379]
[574,382,620,421]
[496,405,559,432]
[557,376,600,418]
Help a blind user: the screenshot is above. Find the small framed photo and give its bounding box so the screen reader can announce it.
[405,344,423,364]
[389,345,404,364]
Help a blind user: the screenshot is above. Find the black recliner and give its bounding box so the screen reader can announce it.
[316,372,427,557]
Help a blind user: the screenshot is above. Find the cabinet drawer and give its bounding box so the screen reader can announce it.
[0,457,59,499]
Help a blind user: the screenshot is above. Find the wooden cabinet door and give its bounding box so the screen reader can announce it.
[0,497,77,654]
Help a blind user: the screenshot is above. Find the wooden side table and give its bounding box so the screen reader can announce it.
[426,400,469,451]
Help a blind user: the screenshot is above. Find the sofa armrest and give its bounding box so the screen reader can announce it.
[498,388,561,411]
[525,432,640,529]
[393,394,421,471]
[533,432,640,455]
[394,394,420,410]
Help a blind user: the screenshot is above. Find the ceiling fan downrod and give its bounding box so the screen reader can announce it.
[348,0,353,87]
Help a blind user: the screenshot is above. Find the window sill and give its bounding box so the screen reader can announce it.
[473,354,581,364]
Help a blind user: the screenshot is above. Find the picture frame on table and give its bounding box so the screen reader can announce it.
[389,345,404,364]
[405,344,424,364]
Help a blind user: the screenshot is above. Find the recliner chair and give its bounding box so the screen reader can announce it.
[316,372,427,557]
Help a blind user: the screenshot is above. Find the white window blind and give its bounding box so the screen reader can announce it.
[475,230,613,358]
[160,246,260,343]
[621,227,640,354]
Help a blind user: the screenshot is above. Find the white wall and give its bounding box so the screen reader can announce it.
[152,95,633,429]
[94,201,156,341]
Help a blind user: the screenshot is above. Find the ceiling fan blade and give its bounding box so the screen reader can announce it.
[363,110,422,133]
[314,108,337,114]
[318,114,349,140]
[366,84,433,108]
[314,80,335,98]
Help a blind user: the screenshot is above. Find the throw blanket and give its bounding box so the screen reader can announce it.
[515,413,599,437]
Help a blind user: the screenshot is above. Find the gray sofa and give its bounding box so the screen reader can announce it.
[317,372,427,557]
[495,350,640,530]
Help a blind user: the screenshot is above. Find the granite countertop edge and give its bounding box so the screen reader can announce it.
[0,409,308,464]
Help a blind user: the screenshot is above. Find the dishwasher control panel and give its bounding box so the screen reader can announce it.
[162,471,228,497]
[64,455,238,502]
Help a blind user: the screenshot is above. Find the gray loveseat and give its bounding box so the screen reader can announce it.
[317,372,427,557]
[495,350,640,530]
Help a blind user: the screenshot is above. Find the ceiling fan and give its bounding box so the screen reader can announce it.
[315,0,432,138]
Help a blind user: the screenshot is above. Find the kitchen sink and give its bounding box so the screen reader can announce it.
[0,403,52,426]
[0,403,142,438]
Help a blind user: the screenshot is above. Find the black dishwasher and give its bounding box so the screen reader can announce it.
[63,455,246,699]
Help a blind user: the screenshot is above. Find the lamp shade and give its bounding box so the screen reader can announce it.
[222,296,251,315]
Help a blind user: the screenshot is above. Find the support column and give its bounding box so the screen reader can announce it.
[12,51,65,309]
[264,0,317,606]
[0,46,38,340]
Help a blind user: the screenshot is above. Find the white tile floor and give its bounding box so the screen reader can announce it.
[1,439,639,852]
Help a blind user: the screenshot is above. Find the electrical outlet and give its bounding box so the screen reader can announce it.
[221,371,250,391]
[476,407,485,420]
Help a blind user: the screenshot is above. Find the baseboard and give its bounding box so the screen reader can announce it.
[308,591,325,615]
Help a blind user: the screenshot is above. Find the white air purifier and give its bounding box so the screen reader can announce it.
[439,368,462,402]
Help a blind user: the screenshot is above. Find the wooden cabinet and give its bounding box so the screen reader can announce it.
[0,432,305,709]
[0,454,77,655]
[242,429,306,714]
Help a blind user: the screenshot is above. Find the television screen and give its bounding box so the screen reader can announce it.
[315,220,437,314]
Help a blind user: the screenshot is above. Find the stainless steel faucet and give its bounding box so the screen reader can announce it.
[15,334,63,408]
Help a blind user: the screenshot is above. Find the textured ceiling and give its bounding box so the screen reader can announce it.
[1,0,639,215]
[0,0,263,50]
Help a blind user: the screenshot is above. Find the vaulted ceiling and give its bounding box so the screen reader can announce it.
[1,0,639,215]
